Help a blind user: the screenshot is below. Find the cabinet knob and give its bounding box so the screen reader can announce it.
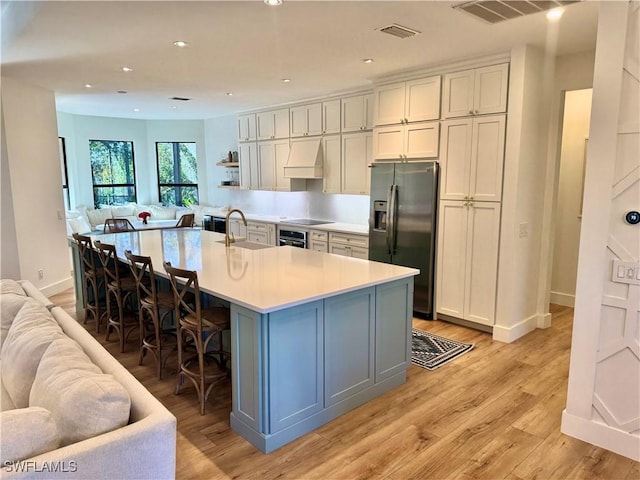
[404,118,408,123]
[468,202,474,208]
[468,110,474,115]
[474,110,479,115]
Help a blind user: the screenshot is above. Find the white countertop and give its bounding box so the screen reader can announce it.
[90,229,417,314]
[208,210,369,236]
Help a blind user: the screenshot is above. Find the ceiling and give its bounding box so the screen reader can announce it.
[0,0,599,120]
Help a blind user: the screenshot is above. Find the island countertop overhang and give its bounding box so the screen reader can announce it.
[89,229,418,314]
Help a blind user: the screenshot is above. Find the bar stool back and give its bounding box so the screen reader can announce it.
[72,233,105,332]
[94,240,139,353]
[163,261,230,415]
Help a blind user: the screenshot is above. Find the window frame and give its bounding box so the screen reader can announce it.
[59,137,70,209]
[155,141,199,207]
[89,139,137,207]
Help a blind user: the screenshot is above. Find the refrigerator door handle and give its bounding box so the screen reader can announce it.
[386,185,393,254]
[389,184,398,255]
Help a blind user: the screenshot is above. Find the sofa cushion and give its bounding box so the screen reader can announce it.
[0,279,26,296]
[0,299,65,407]
[67,215,93,234]
[0,293,30,348]
[86,207,114,228]
[0,407,61,464]
[0,373,16,411]
[148,204,178,220]
[30,338,131,446]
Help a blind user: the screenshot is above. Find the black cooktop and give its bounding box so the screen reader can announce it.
[283,218,333,226]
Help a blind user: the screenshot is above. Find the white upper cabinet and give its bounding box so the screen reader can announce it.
[322,135,342,194]
[341,131,372,195]
[238,113,257,142]
[238,142,258,190]
[256,109,290,141]
[341,93,374,133]
[258,139,305,192]
[439,114,506,202]
[374,76,441,126]
[442,63,509,118]
[373,121,440,160]
[322,100,341,135]
[290,103,323,137]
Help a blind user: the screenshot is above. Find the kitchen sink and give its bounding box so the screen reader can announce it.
[216,240,275,250]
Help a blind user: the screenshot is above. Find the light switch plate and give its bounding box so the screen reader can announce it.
[611,260,640,285]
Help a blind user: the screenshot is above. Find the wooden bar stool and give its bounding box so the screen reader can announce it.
[95,240,139,353]
[104,218,136,233]
[72,233,105,333]
[175,213,195,228]
[125,250,177,380]
[163,261,230,415]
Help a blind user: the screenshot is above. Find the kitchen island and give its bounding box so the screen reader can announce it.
[73,229,418,453]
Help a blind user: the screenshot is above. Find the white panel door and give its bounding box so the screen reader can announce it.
[439,118,473,200]
[474,64,509,115]
[256,111,274,141]
[436,200,467,319]
[404,121,440,159]
[273,108,290,139]
[442,69,474,119]
[469,114,505,202]
[290,105,308,138]
[322,135,342,194]
[372,125,404,160]
[405,76,441,122]
[341,132,371,195]
[306,103,323,136]
[342,95,369,132]
[238,113,257,142]
[463,202,501,326]
[374,83,406,126]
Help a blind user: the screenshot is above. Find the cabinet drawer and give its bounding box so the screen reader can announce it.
[309,230,328,242]
[329,232,368,248]
[247,221,268,233]
[247,231,269,244]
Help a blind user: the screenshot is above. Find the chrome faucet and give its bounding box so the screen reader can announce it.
[224,208,247,247]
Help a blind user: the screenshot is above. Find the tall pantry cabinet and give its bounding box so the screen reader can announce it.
[436,63,508,328]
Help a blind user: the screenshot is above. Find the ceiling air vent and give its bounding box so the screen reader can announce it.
[377,24,421,39]
[171,96,191,101]
[453,1,581,24]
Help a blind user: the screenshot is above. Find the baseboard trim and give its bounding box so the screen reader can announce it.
[550,291,575,307]
[561,410,640,461]
[41,276,73,297]
[537,312,552,329]
[492,314,537,343]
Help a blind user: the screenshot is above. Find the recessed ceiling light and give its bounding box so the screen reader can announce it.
[133,108,140,112]
[173,40,189,48]
[117,90,127,94]
[363,58,374,64]
[84,84,93,88]
[226,92,233,96]
[546,8,563,21]
[264,0,282,5]
[121,66,133,72]
[171,106,177,109]
[281,78,291,83]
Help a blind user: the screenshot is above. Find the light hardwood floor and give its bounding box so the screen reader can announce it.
[49,289,639,480]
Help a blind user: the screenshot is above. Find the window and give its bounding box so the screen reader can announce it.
[90,140,136,207]
[156,142,198,206]
[59,137,70,210]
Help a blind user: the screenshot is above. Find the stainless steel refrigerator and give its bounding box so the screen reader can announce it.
[368,161,439,318]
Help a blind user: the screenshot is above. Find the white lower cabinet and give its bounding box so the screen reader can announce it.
[247,221,277,245]
[329,232,369,259]
[436,200,501,327]
[309,230,328,252]
[229,219,247,239]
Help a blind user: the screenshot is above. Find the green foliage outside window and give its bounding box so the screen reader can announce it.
[156,142,198,207]
[90,140,136,207]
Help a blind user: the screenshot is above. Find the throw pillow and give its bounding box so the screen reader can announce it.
[67,215,92,234]
[148,204,177,220]
[0,407,61,464]
[0,279,25,296]
[112,205,135,217]
[30,338,131,446]
[86,207,113,228]
[0,293,30,349]
[0,299,65,407]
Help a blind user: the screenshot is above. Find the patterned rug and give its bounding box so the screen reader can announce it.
[411,328,474,370]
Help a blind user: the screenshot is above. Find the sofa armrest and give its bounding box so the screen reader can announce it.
[17,281,54,310]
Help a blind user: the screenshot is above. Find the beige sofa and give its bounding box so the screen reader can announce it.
[0,280,176,479]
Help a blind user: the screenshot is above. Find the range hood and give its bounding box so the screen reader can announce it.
[284,137,323,179]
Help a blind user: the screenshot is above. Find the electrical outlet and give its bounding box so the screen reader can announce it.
[38,269,44,280]
[57,210,63,220]
[519,222,529,238]
[611,260,640,285]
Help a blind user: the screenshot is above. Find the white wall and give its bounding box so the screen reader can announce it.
[550,89,592,307]
[0,105,20,278]
[1,77,71,294]
[562,1,640,461]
